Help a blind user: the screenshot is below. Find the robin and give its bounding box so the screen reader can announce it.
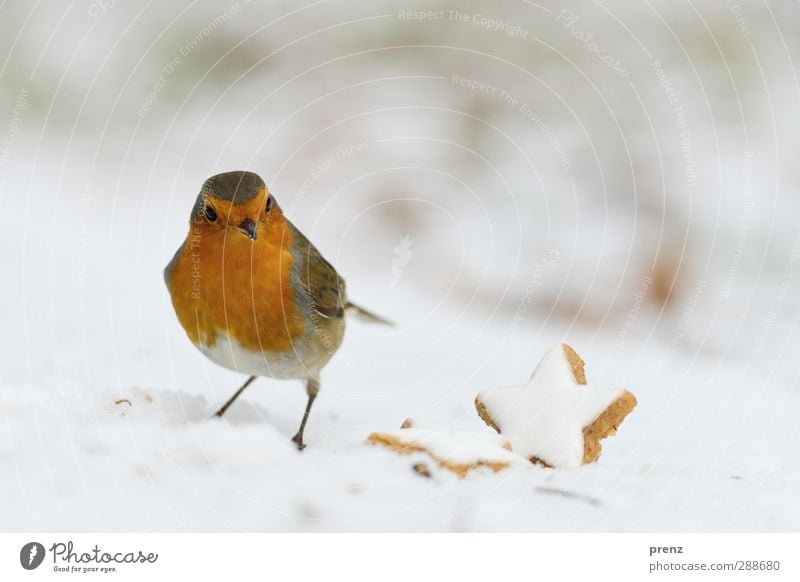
[164,170,388,449]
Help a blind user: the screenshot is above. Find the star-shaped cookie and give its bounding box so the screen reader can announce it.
[475,344,636,469]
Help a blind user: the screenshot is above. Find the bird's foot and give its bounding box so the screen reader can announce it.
[291,432,307,451]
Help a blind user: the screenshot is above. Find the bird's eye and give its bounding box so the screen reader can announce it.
[265,195,273,213]
[205,205,218,222]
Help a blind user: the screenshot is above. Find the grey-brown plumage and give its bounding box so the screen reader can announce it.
[202,170,265,203]
[286,220,347,320]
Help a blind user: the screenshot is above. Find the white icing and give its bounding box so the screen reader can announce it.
[478,344,624,469]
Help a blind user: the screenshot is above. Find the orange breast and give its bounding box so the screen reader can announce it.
[167,214,304,353]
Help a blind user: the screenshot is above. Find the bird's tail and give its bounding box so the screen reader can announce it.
[345,302,394,325]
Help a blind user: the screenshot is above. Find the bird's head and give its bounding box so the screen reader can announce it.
[190,170,279,240]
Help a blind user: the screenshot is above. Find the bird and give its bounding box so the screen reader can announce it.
[164,170,389,449]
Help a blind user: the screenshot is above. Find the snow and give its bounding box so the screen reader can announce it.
[2,274,798,531]
[1,0,800,531]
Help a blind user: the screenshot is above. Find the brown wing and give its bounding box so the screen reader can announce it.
[287,220,346,319]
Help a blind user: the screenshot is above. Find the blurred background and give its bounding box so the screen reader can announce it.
[1,0,799,531]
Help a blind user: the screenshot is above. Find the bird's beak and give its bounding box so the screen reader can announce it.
[237,218,257,240]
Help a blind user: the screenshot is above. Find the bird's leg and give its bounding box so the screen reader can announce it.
[212,375,257,418]
[291,377,320,451]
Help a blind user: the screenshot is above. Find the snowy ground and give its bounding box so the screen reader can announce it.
[2,313,799,532]
[1,0,800,531]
